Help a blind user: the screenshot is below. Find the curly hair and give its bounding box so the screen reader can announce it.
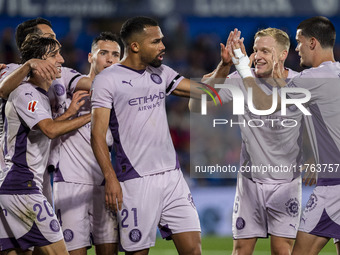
[20,33,61,64]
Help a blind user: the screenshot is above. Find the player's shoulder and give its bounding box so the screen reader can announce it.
[96,63,120,80]
[10,82,42,100]
[299,61,340,78]
[61,66,81,75]
[0,63,21,79]
[286,68,299,78]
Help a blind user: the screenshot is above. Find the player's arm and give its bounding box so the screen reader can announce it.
[189,30,238,112]
[174,30,237,98]
[91,107,122,212]
[228,35,282,111]
[0,59,58,99]
[173,61,232,99]
[188,69,220,112]
[37,113,90,139]
[74,76,93,91]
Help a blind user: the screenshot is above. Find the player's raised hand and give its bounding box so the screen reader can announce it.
[270,47,287,87]
[271,47,284,79]
[220,28,240,66]
[105,175,123,212]
[28,58,59,81]
[201,69,216,82]
[67,90,90,116]
[227,32,253,79]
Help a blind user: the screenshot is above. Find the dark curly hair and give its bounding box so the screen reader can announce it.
[20,33,61,64]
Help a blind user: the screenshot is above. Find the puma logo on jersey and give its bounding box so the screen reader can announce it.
[25,92,33,97]
[122,80,133,87]
[27,100,38,113]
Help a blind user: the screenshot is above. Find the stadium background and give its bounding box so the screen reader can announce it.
[1,0,339,253]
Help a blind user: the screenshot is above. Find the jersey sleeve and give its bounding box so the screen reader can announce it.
[286,71,320,103]
[0,64,21,82]
[161,65,184,96]
[60,67,85,94]
[12,86,51,129]
[91,73,114,109]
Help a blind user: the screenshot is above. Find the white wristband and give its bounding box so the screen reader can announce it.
[234,48,243,58]
[232,49,253,79]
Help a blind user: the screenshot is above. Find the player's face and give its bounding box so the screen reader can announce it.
[89,40,121,75]
[37,24,57,41]
[43,46,64,79]
[140,26,165,68]
[295,29,312,67]
[253,36,283,78]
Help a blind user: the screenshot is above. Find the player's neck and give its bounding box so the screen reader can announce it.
[120,54,147,71]
[313,49,335,67]
[88,69,96,80]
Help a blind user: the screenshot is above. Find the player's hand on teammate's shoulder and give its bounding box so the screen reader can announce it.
[27,58,59,81]
[0,63,6,70]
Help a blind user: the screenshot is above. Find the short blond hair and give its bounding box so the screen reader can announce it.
[254,28,290,51]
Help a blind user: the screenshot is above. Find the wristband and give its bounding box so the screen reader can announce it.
[232,49,253,79]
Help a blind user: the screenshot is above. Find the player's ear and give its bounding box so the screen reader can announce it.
[279,49,288,61]
[310,37,317,50]
[130,42,139,53]
[88,53,93,64]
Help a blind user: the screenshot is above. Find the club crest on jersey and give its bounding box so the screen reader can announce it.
[27,100,38,113]
[63,229,74,242]
[129,229,142,242]
[305,193,318,212]
[285,198,300,217]
[50,219,60,232]
[54,83,65,96]
[236,217,245,230]
[151,73,162,84]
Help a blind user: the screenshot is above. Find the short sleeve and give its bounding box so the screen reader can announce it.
[0,64,21,83]
[60,67,85,93]
[12,86,51,129]
[91,73,114,109]
[161,65,184,96]
[286,71,320,103]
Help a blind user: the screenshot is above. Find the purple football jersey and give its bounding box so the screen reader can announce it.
[287,61,340,185]
[0,83,52,194]
[91,63,184,181]
[219,68,302,183]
